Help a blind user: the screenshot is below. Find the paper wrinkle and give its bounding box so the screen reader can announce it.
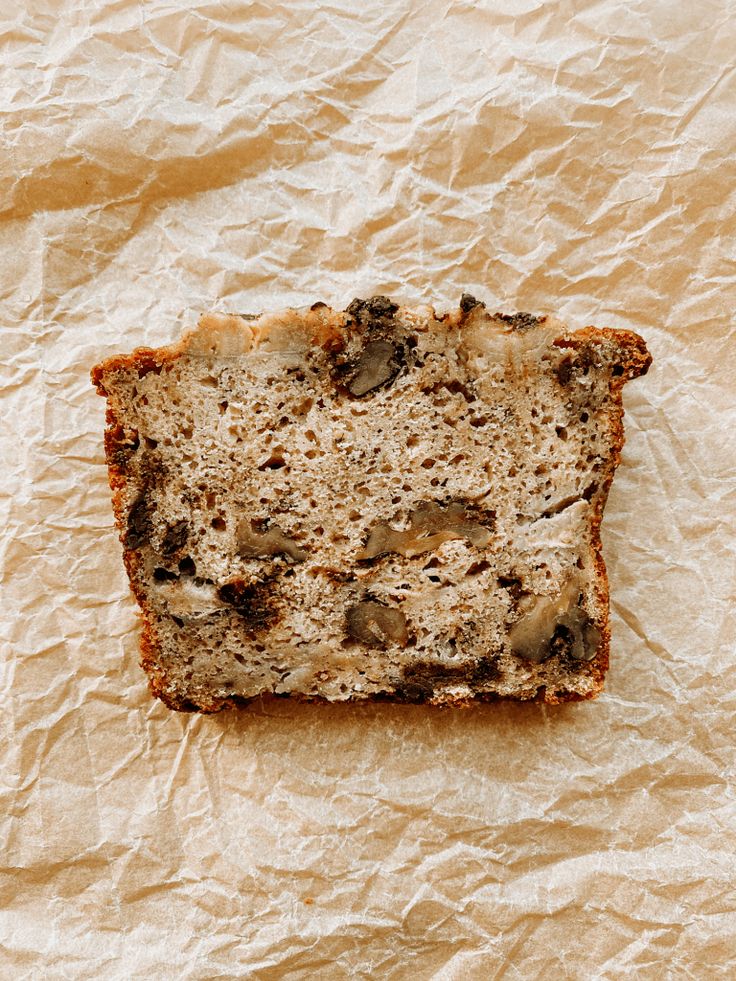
[3,0,736,976]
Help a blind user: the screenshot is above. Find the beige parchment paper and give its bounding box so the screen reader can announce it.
[2,1,736,977]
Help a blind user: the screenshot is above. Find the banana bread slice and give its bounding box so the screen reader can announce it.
[91,295,650,711]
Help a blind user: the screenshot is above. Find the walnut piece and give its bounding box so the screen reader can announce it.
[349,340,400,396]
[508,579,600,663]
[236,518,307,562]
[357,501,493,560]
[346,601,409,647]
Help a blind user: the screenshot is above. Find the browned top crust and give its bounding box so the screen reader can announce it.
[93,296,650,394]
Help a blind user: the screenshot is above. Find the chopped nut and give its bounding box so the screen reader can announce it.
[508,579,601,663]
[358,501,493,560]
[579,621,602,661]
[349,340,401,397]
[346,600,408,647]
[345,295,399,325]
[460,293,485,314]
[497,312,540,331]
[237,518,307,562]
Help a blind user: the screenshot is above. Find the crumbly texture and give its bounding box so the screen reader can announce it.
[91,296,651,712]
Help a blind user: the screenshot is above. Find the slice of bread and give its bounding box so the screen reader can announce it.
[91,295,651,711]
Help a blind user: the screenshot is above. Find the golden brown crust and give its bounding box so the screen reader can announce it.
[545,327,651,703]
[92,302,651,712]
[92,346,174,396]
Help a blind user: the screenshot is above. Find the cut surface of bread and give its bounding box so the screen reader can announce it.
[92,295,651,711]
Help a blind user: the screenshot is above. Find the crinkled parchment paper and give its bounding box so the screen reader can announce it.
[3,2,736,977]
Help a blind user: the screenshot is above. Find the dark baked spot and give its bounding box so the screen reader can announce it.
[106,425,139,467]
[153,567,179,582]
[612,364,624,376]
[555,346,598,385]
[556,356,573,386]
[450,497,497,530]
[370,690,394,702]
[161,520,189,556]
[126,494,154,550]
[472,656,502,683]
[310,301,328,311]
[497,312,540,331]
[135,448,168,494]
[460,293,485,314]
[309,565,356,585]
[393,679,434,703]
[576,347,596,372]
[396,653,503,700]
[404,658,484,685]
[217,578,280,633]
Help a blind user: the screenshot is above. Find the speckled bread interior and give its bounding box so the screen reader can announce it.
[92,296,651,711]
